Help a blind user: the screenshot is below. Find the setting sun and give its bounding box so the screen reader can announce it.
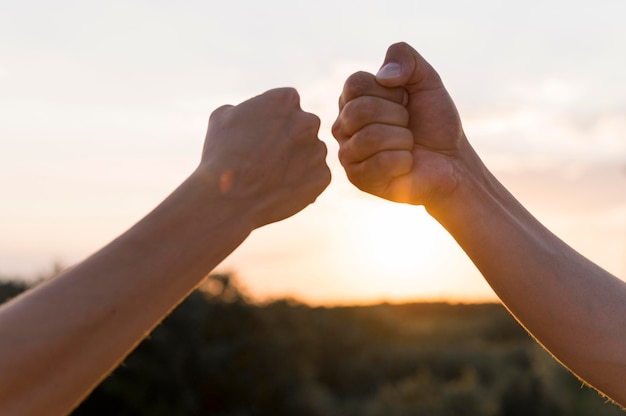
[325,199,469,303]
[347,203,447,278]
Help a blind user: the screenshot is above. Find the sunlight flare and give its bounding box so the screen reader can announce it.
[344,203,451,293]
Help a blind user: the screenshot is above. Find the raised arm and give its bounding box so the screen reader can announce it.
[332,42,626,405]
[0,87,331,416]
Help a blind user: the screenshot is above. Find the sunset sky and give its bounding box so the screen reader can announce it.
[1,0,625,304]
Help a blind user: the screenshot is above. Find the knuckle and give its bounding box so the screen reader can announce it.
[304,111,321,129]
[372,151,392,172]
[337,143,352,165]
[331,119,345,141]
[347,96,378,120]
[209,104,233,122]
[279,87,300,104]
[353,127,378,151]
[265,87,300,107]
[344,71,375,100]
[292,112,320,140]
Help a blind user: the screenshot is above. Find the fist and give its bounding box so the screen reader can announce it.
[201,88,331,227]
[332,42,465,206]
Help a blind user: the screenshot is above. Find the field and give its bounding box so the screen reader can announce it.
[1,274,623,415]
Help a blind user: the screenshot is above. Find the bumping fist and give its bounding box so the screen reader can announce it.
[332,42,467,207]
[200,87,331,228]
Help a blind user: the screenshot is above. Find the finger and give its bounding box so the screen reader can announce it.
[339,71,407,111]
[308,139,331,177]
[261,87,301,109]
[288,140,331,206]
[286,110,321,144]
[300,110,322,136]
[338,124,413,164]
[290,158,332,209]
[333,96,409,142]
[375,42,443,92]
[344,150,413,192]
[208,104,235,123]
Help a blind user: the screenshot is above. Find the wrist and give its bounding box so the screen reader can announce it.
[424,140,499,225]
[184,166,258,236]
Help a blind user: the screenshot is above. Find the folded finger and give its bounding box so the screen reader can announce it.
[339,71,408,110]
[338,124,413,164]
[333,96,409,142]
[343,150,413,193]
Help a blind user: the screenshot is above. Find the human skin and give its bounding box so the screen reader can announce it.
[332,42,626,406]
[0,87,331,416]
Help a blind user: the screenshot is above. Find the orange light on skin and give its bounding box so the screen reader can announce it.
[219,169,234,194]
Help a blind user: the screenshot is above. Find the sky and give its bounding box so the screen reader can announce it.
[1,0,625,305]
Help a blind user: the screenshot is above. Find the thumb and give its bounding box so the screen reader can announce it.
[375,42,442,91]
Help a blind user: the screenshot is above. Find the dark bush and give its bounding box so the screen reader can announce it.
[1,273,622,415]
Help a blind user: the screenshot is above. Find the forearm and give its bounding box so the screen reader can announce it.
[428,141,626,404]
[0,171,253,415]
[0,86,329,416]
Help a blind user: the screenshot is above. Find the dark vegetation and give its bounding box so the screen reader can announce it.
[1,275,623,416]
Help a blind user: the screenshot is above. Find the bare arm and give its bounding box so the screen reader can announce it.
[332,42,626,405]
[0,87,331,416]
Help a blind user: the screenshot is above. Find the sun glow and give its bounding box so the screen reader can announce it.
[339,200,457,301]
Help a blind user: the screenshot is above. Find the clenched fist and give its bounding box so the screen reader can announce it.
[332,42,469,207]
[200,87,331,228]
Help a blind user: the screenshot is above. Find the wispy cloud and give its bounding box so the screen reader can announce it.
[466,105,626,166]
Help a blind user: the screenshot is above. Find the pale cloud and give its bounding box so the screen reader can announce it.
[495,161,626,214]
[466,104,626,169]
[508,78,586,109]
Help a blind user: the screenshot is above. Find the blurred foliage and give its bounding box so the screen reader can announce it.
[1,274,623,415]
[0,279,28,304]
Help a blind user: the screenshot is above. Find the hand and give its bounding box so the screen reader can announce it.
[332,42,467,206]
[199,87,331,228]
